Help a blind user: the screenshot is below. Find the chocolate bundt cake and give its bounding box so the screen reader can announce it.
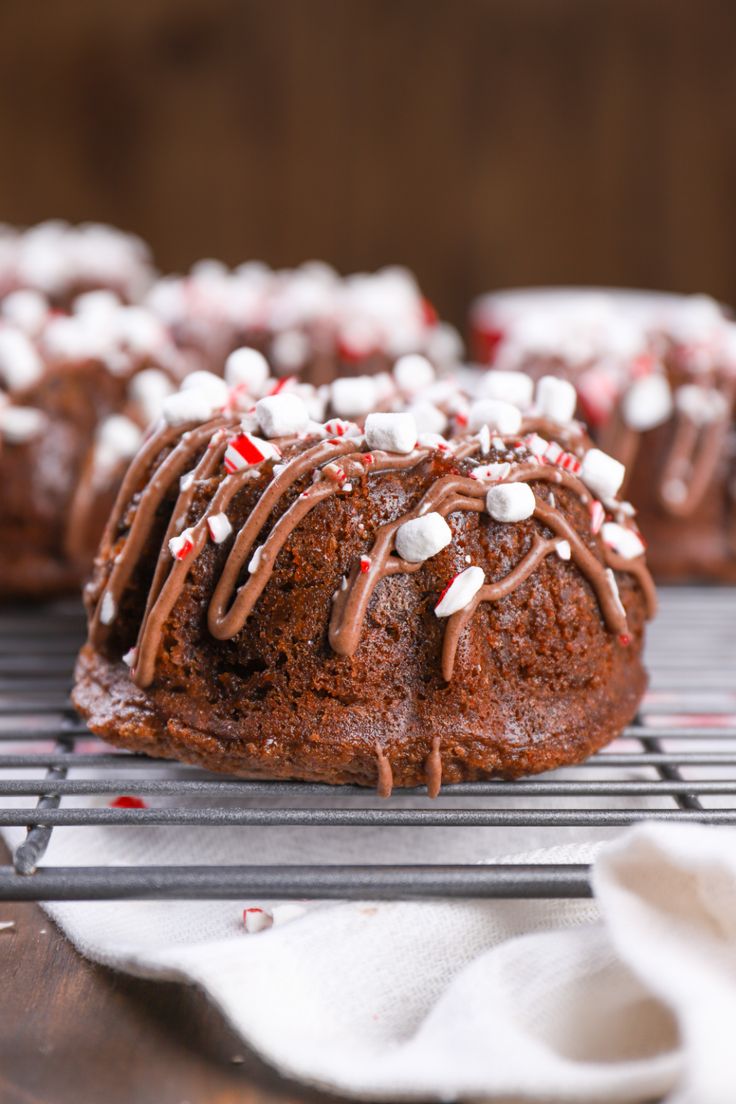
[73,371,656,792]
[470,288,736,581]
[0,220,154,305]
[0,291,185,596]
[146,261,463,386]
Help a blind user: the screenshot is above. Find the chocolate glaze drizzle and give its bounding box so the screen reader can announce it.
[90,414,656,711]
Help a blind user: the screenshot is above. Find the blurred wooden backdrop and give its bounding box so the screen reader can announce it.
[0,0,735,327]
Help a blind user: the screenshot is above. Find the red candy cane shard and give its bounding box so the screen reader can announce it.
[110,795,147,809]
[360,556,371,574]
[224,433,280,473]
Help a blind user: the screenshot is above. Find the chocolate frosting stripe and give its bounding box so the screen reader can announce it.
[658,405,732,517]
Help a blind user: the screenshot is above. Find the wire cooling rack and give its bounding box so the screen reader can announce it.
[0,588,734,901]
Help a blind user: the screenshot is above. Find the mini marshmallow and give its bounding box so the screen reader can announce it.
[486,482,536,522]
[225,347,270,393]
[536,375,577,424]
[330,376,379,419]
[435,566,485,617]
[621,374,673,431]
[471,461,511,483]
[128,368,174,423]
[675,384,729,425]
[393,353,435,395]
[364,412,417,454]
[580,448,625,500]
[95,415,142,476]
[395,513,452,563]
[478,370,533,409]
[601,522,645,560]
[162,386,223,426]
[99,591,116,625]
[181,371,230,404]
[555,540,572,560]
[1,289,48,335]
[0,328,44,391]
[467,399,522,435]
[409,400,447,436]
[207,512,233,544]
[0,405,47,443]
[271,329,309,371]
[255,393,310,438]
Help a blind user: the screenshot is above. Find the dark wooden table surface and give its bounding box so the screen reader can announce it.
[0,845,348,1104]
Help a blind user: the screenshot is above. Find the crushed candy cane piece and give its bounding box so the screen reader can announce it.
[224,433,280,473]
[248,545,264,574]
[99,591,116,625]
[110,795,147,809]
[555,540,572,561]
[360,555,372,573]
[476,424,491,455]
[589,500,605,534]
[471,461,511,483]
[601,522,645,559]
[435,566,485,617]
[243,907,273,933]
[169,528,195,560]
[122,647,138,668]
[208,512,233,544]
[271,903,307,926]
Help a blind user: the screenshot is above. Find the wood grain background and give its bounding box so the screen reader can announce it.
[0,0,735,327]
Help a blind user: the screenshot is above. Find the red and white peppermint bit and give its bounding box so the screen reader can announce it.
[110,795,147,809]
[477,424,491,455]
[323,462,347,484]
[589,500,605,534]
[471,461,511,483]
[360,555,372,574]
[324,418,359,438]
[435,566,485,618]
[606,568,627,620]
[524,433,548,458]
[169,528,195,560]
[555,450,582,475]
[267,375,296,396]
[224,433,280,473]
[207,512,233,544]
[601,522,645,560]
[243,907,273,934]
[122,647,138,669]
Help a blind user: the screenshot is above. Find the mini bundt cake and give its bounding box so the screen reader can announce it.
[0,220,155,305]
[145,261,463,386]
[73,371,656,792]
[470,288,736,581]
[0,290,185,596]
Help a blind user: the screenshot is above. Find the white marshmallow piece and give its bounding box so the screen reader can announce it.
[364,412,417,454]
[555,540,572,561]
[395,513,452,563]
[162,386,223,427]
[675,384,729,426]
[225,347,270,393]
[271,903,307,926]
[207,512,233,544]
[580,448,625,501]
[95,415,142,478]
[1,290,48,336]
[408,400,447,436]
[0,328,44,391]
[393,354,435,396]
[601,522,645,560]
[330,376,379,419]
[435,566,485,618]
[486,482,536,522]
[467,399,522,435]
[535,375,577,424]
[181,371,230,404]
[621,374,673,431]
[255,393,310,438]
[0,405,47,443]
[128,368,174,423]
[478,370,534,409]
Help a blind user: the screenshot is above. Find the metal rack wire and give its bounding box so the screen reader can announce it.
[1,588,734,900]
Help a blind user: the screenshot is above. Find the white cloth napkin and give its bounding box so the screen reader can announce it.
[6,803,736,1103]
